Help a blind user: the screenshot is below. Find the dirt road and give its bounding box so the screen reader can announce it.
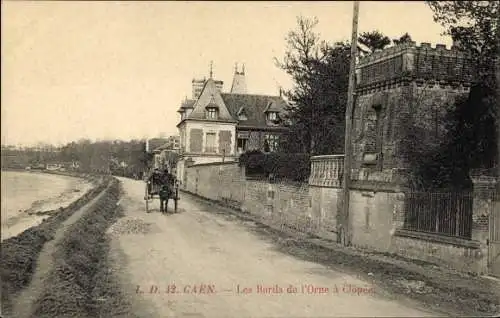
[108,177,443,318]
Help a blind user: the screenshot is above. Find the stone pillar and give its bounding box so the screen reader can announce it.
[470,174,498,274]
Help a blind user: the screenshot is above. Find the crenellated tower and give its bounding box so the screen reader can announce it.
[352,41,475,185]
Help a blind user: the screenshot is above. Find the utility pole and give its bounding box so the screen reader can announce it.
[496,5,500,192]
[340,0,360,246]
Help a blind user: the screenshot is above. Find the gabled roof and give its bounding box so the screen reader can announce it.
[236,106,246,116]
[221,93,289,128]
[205,95,219,109]
[183,78,237,122]
[263,99,285,113]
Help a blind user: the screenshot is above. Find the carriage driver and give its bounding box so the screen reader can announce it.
[147,168,162,195]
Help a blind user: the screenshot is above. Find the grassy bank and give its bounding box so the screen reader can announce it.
[30,178,132,317]
[0,174,109,314]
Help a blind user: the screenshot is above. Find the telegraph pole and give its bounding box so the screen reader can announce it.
[340,0,360,246]
[496,5,500,191]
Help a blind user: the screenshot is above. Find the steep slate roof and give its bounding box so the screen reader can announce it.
[186,78,237,122]
[221,93,288,128]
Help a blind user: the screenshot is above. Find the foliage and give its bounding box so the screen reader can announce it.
[358,30,391,55]
[392,32,413,45]
[404,85,497,190]
[426,1,498,117]
[274,16,350,155]
[1,139,153,178]
[425,1,499,182]
[239,150,310,182]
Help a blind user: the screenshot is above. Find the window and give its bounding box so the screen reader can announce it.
[265,134,279,152]
[237,138,247,153]
[267,112,277,121]
[206,108,218,120]
[205,132,216,153]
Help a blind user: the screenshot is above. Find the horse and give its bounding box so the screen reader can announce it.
[159,173,176,213]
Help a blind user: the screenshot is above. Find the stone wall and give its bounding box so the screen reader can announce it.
[182,156,496,275]
[183,161,244,208]
[241,180,314,233]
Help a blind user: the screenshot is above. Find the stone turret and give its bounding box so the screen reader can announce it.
[356,41,474,91]
[352,42,475,184]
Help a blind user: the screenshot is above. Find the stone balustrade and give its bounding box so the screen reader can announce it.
[309,155,344,188]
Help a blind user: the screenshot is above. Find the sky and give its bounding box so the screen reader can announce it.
[2,1,452,146]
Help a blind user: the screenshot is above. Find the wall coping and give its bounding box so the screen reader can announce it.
[310,154,344,161]
[181,152,238,158]
[350,180,408,193]
[470,175,498,185]
[395,229,480,249]
[308,184,342,189]
[188,161,240,168]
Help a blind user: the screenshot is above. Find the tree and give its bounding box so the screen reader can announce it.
[426,1,498,110]
[410,85,497,190]
[357,30,391,55]
[275,16,350,155]
[392,32,413,45]
[426,1,498,174]
[274,16,322,153]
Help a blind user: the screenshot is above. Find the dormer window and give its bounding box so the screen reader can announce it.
[237,107,248,121]
[267,111,277,121]
[206,107,218,119]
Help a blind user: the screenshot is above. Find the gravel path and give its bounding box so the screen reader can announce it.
[109,177,440,318]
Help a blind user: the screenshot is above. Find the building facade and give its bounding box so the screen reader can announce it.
[352,41,474,185]
[176,64,289,182]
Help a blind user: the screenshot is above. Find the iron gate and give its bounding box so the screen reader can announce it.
[489,199,500,277]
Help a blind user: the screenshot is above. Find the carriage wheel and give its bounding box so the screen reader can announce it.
[145,183,150,213]
[174,186,179,212]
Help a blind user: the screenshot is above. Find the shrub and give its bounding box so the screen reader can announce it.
[239,151,310,182]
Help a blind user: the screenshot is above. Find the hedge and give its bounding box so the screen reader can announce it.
[239,151,310,182]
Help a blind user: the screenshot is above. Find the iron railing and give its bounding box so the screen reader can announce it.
[403,191,473,239]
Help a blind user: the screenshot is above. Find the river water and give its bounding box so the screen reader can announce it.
[1,171,93,241]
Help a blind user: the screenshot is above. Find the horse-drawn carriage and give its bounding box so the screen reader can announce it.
[144,167,180,213]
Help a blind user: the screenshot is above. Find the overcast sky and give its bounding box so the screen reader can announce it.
[2,1,451,146]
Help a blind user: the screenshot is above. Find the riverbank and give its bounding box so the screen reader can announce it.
[0,174,110,316]
[1,170,95,241]
[16,178,125,317]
